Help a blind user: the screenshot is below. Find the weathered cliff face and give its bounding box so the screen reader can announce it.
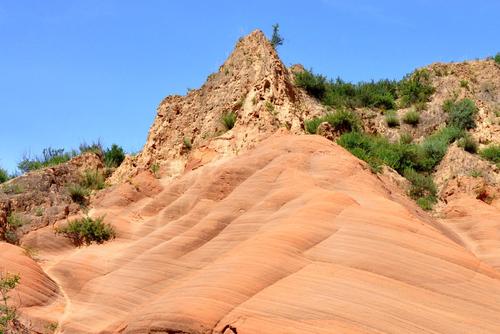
[435,143,499,202]
[428,60,500,144]
[110,30,325,183]
[0,153,103,243]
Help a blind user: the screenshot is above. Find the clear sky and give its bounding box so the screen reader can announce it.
[1,0,499,173]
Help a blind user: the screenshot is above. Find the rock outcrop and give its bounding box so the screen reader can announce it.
[0,153,103,243]
[359,59,500,143]
[434,143,499,205]
[110,30,325,183]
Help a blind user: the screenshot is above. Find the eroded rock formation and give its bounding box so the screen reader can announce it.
[110,30,325,183]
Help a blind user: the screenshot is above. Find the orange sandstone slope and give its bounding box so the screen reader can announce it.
[7,135,500,333]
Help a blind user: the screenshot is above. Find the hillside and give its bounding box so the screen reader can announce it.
[3,135,500,333]
[0,30,499,334]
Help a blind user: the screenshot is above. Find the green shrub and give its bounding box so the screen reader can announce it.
[18,147,74,173]
[104,144,125,168]
[304,117,323,134]
[35,207,44,217]
[150,163,160,178]
[337,130,444,209]
[337,124,465,210]
[67,184,90,204]
[183,137,192,150]
[469,170,482,178]
[323,109,361,133]
[56,216,115,246]
[0,168,9,184]
[80,141,125,168]
[295,69,404,111]
[305,110,361,135]
[81,169,105,190]
[370,92,396,110]
[295,67,438,111]
[385,111,399,127]
[355,80,398,110]
[79,140,104,156]
[494,53,500,65]
[420,126,463,170]
[458,134,478,153]
[436,126,465,142]
[46,322,58,333]
[479,144,500,166]
[294,70,328,99]
[416,196,435,211]
[460,80,469,89]
[402,110,420,125]
[6,213,24,229]
[0,272,21,333]
[338,126,463,174]
[221,111,237,130]
[3,230,18,244]
[337,132,383,171]
[3,213,25,244]
[404,168,437,209]
[322,80,356,108]
[337,132,423,174]
[421,137,447,169]
[67,169,104,204]
[398,69,435,107]
[442,99,455,113]
[404,169,437,199]
[444,98,478,130]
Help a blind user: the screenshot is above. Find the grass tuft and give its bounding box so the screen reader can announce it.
[479,144,500,167]
[458,134,478,153]
[402,110,420,126]
[221,112,237,130]
[385,111,399,127]
[81,169,105,190]
[67,184,90,205]
[304,117,323,134]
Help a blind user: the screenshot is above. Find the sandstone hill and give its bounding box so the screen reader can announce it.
[0,30,499,334]
[3,135,500,333]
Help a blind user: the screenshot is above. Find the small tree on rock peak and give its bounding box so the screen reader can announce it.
[270,23,284,49]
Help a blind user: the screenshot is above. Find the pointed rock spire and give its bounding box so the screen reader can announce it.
[110,29,325,183]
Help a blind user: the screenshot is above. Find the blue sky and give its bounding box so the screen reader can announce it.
[1,0,499,173]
